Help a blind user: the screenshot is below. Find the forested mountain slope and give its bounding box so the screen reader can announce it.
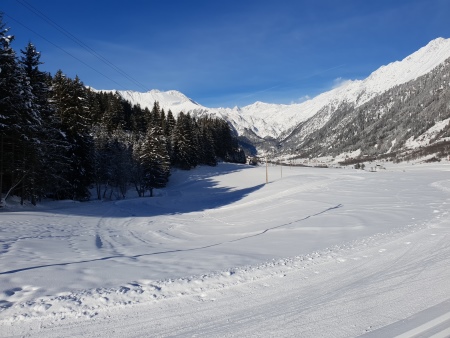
[282,57,450,161]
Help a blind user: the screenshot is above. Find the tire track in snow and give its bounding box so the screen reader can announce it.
[0,204,343,276]
[227,203,343,243]
[361,299,450,338]
[394,312,450,338]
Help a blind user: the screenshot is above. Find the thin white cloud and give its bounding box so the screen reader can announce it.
[332,77,353,89]
[291,95,311,104]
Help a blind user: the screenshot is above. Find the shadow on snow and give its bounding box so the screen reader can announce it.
[2,163,265,218]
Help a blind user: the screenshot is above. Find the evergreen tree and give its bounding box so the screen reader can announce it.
[171,112,198,169]
[147,101,162,130]
[92,126,110,200]
[160,108,166,133]
[143,107,152,129]
[86,88,102,124]
[51,72,94,200]
[106,130,132,199]
[19,42,76,203]
[165,109,176,161]
[131,103,146,133]
[199,124,217,166]
[0,17,39,205]
[131,137,146,197]
[19,42,52,204]
[165,109,176,137]
[139,126,170,197]
[120,97,134,131]
[101,92,125,132]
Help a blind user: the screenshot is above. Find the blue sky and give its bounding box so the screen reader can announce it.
[2,0,450,107]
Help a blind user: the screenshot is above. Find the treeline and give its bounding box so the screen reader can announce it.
[0,15,244,206]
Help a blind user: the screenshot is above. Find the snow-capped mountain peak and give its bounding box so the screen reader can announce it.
[106,37,450,142]
[100,88,205,114]
[359,37,450,98]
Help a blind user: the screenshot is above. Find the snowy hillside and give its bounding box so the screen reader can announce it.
[283,55,450,161]
[105,38,450,142]
[1,163,450,336]
[99,89,206,114]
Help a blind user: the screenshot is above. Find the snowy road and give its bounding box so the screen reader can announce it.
[1,163,450,336]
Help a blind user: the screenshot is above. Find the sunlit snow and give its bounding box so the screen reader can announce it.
[1,162,450,337]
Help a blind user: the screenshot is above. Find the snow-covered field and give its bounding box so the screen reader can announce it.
[1,162,450,337]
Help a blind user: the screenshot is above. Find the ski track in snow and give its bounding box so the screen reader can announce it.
[0,203,342,276]
[0,163,450,337]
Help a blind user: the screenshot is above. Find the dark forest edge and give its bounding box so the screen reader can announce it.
[0,14,245,206]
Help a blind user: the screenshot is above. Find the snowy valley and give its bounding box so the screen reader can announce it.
[2,27,450,338]
[1,162,450,336]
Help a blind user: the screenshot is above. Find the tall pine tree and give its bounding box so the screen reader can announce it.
[139,125,170,197]
[51,71,94,200]
[0,16,39,205]
[171,112,198,169]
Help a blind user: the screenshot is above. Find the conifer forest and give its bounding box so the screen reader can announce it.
[0,15,245,206]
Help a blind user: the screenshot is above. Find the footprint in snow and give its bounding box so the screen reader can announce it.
[3,287,22,297]
[0,300,13,309]
[378,249,386,253]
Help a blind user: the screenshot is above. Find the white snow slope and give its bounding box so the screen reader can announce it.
[105,37,450,140]
[1,162,450,337]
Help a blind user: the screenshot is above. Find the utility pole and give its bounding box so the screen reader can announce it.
[266,155,268,184]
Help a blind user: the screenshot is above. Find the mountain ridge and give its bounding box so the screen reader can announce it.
[100,37,450,160]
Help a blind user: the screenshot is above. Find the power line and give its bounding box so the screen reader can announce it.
[4,12,128,90]
[15,0,150,92]
[16,0,149,91]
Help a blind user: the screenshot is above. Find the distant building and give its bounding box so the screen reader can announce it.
[247,156,258,165]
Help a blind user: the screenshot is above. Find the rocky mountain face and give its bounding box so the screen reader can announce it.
[283,58,450,163]
[104,38,450,162]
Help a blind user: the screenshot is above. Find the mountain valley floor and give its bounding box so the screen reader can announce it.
[1,162,449,337]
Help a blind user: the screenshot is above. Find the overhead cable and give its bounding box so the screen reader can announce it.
[15,0,149,91]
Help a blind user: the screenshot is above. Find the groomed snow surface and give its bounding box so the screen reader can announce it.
[1,162,450,337]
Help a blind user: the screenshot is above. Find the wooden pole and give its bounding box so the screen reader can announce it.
[266,156,268,184]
